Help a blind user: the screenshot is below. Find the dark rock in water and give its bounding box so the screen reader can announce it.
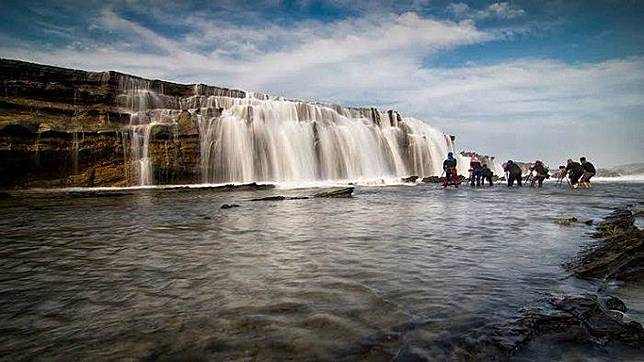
[421,176,441,183]
[251,195,310,201]
[554,217,578,226]
[364,294,644,361]
[251,195,288,201]
[393,345,428,362]
[0,192,10,199]
[313,187,353,198]
[568,208,643,281]
[401,175,419,183]
[251,188,353,201]
[67,191,134,199]
[551,295,643,346]
[584,219,594,225]
[605,296,627,312]
[595,209,635,238]
[221,183,275,192]
[447,295,643,359]
[220,204,240,209]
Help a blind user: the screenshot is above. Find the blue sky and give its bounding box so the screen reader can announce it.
[1,0,643,167]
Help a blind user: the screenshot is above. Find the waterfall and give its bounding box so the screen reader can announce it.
[117,80,468,186]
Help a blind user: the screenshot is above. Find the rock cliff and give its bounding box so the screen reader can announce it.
[0,59,244,188]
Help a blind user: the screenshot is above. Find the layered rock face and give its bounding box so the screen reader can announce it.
[1,59,466,188]
[0,59,244,188]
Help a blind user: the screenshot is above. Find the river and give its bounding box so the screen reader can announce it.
[1,182,642,360]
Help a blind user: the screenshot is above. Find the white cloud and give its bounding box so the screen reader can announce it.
[482,2,525,19]
[448,2,526,20]
[1,8,642,166]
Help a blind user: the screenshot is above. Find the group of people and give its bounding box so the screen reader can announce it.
[441,152,596,189]
[563,157,596,189]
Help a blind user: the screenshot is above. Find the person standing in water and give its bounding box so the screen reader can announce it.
[529,160,549,187]
[443,152,459,187]
[580,157,596,188]
[565,159,585,189]
[469,157,482,186]
[479,164,494,186]
[504,160,523,187]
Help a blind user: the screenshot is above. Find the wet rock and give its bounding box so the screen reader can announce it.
[595,209,635,238]
[149,124,174,140]
[250,188,353,201]
[251,195,308,201]
[219,183,275,192]
[584,219,594,225]
[554,217,578,226]
[220,204,240,209]
[393,345,428,362]
[568,209,643,281]
[604,296,627,312]
[176,110,199,136]
[551,295,644,346]
[0,59,245,188]
[421,176,441,183]
[436,294,644,360]
[251,195,288,201]
[0,123,36,137]
[401,175,419,183]
[313,187,353,198]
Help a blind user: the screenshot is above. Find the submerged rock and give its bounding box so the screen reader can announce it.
[250,188,354,202]
[220,204,240,209]
[421,176,441,183]
[251,195,289,201]
[313,187,353,198]
[554,217,578,226]
[550,295,643,346]
[605,296,627,313]
[401,175,419,183]
[350,294,643,361]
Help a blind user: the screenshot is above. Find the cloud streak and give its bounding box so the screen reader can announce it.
[0,3,642,166]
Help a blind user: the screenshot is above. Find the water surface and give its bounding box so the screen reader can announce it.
[1,182,643,360]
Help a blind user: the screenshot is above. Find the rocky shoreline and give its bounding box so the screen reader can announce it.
[446,207,644,360]
[364,207,644,361]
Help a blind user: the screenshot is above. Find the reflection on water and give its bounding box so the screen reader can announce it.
[0,183,643,360]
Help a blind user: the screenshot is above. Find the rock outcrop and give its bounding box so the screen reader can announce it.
[568,209,643,281]
[0,59,245,188]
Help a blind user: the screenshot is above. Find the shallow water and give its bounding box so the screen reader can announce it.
[0,182,643,360]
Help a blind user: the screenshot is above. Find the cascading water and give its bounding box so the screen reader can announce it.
[118,80,470,186]
[118,76,180,186]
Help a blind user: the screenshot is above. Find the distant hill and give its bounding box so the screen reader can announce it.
[596,162,644,177]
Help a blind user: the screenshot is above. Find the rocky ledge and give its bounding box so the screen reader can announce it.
[568,208,643,281]
[0,59,244,188]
